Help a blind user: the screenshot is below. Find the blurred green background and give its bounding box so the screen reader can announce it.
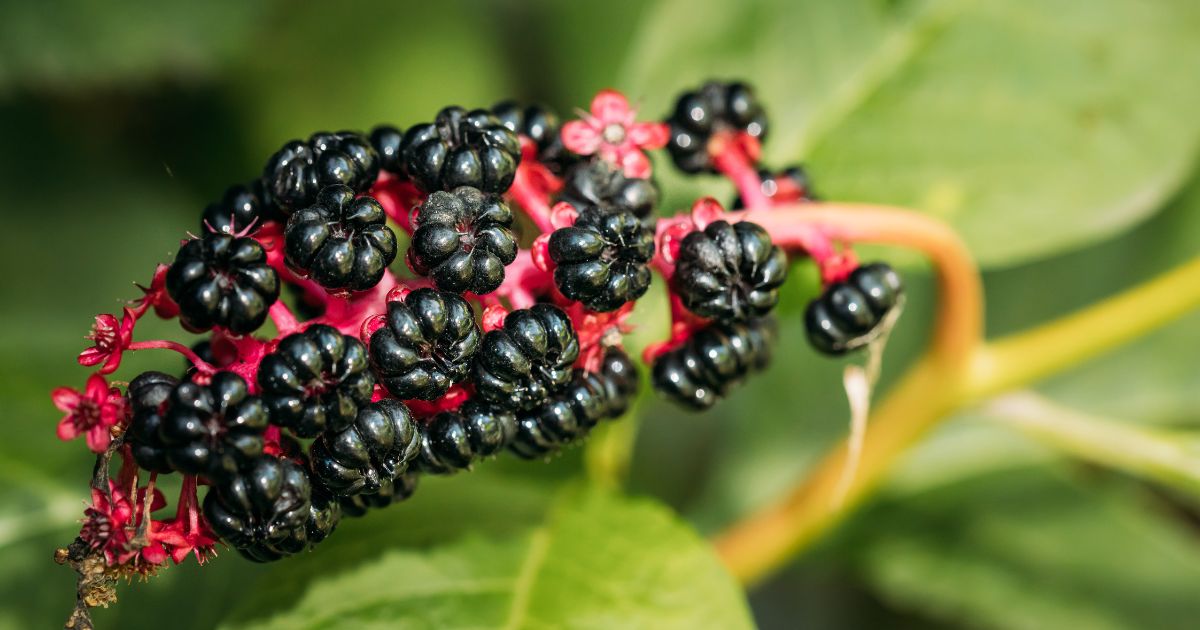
[2,0,1200,628]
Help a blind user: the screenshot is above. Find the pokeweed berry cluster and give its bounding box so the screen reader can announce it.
[51,81,904,594]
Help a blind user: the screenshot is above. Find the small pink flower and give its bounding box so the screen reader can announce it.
[152,478,219,565]
[53,374,125,453]
[562,89,669,179]
[80,480,166,568]
[78,308,135,374]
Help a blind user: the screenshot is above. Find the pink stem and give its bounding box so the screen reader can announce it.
[508,167,557,234]
[269,301,300,336]
[712,140,770,211]
[127,340,217,374]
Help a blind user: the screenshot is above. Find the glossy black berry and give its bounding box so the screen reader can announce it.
[126,371,179,474]
[166,233,280,335]
[558,161,658,219]
[416,400,516,474]
[652,318,775,411]
[309,399,420,497]
[369,125,405,174]
[549,208,655,311]
[666,81,768,174]
[154,371,268,477]
[731,165,818,209]
[202,455,313,562]
[674,220,787,321]
[339,471,418,517]
[201,180,281,235]
[492,101,577,174]
[284,185,397,293]
[598,348,639,418]
[262,131,380,211]
[805,263,903,356]
[509,370,610,460]
[301,485,342,549]
[369,289,481,401]
[258,324,374,438]
[408,186,518,294]
[473,304,580,411]
[399,106,521,194]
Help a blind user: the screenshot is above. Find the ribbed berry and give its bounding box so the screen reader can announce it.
[666,81,768,173]
[399,106,521,193]
[369,289,481,401]
[166,232,280,335]
[301,485,341,549]
[473,304,580,411]
[805,262,903,356]
[509,370,610,460]
[202,455,313,562]
[558,161,658,220]
[674,220,787,321]
[652,318,775,411]
[731,165,818,209]
[154,372,268,477]
[262,131,380,211]
[416,400,516,474]
[201,180,280,235]
[309,399,420,497]
[408,186,518,294]
[368,125,405,174]
[549,208,655,311]
[339,471,418,517]
[257,324,374,438]
[284,185,397,293]
[492,101,577,174]
[597,348,639,418]
[126,371,179,473]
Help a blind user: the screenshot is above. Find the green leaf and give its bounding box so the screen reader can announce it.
[848,465,1200,630]
[223,485,752,630]
[0,1,274,92]
[622,0,1200,267]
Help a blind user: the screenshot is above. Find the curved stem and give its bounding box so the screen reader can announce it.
[713,142,769,210]
[268,300,300,336]
[127,340,216,374]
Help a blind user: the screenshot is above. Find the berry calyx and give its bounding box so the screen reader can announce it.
[408,186,518,295]
[166,232,280,335]
[284,185,398,293]
[309,398,420,497]
[202,455,314,562]
[651,318,775,410]
[368,288,481,400]
[548,208,655,312]
[473,304,580,411]
[399,107,521,193]
[673,219,788,321]
[805,262,904,356]
[263,131,380,211]
[257,324,375,438]
[665,81,767,174]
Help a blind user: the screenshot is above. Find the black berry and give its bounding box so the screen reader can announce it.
[400,106,521,194]
[202,455,313,562]
[300,485,341,549]
[666,81,767,174]
[651,318,775,411]
[805,263,903,356]
[674,220,787,321]
[369,289,481,401]
[155,372,268,477]
[549,208,655,311]
[598,347,639,418]
[731,165,818,209]
[126,371,179,474]
[558,161,658,220]
[308,399,420,497]
[201,180,281,235]
[262,131,380,211]
[368,125,405,174]
[491,101,577,174]
[257,324,374,438]
[284,185,397,293]
[509,370,610,460]
[408,186,518,295]
[339,471,418,517]
[416,400,516,474]
[166,233,280,335]
[473,304,580,411]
